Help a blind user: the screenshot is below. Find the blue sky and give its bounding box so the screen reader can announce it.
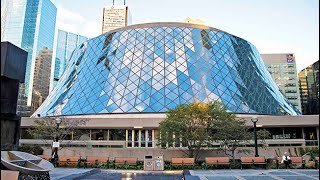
[2,0,319,71]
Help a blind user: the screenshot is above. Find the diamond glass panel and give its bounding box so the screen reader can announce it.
[33,23,301,117]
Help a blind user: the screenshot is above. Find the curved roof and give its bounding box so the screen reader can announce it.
[102,22,228,34]
[33,23,301,117]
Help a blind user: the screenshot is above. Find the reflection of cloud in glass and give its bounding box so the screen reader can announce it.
[33,23,301,117]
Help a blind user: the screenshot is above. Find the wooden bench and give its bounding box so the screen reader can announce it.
[1,170,19,180]
[205,157,230,169]
[276,156,305,169]
[114,157,138,169]
[58,156,81,168]
[84,156,109,168]
[37,155,51,161]
[240,156,267,169]
[171,158,195,169]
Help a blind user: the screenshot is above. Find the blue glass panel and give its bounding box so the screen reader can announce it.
[32,24,301,116]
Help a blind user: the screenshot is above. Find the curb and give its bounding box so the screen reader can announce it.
[183,170,201,180]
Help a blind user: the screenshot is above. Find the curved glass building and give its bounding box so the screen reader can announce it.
[33,23,301,117]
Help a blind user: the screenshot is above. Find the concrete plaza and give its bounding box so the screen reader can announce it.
[187,169,319,180]
[49,168,319,180]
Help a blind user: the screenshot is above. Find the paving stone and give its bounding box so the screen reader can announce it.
[295,171,320,176]
[191,170,213,175]
[279,176,313,180]
[184,175,201,180]
[241,176,276,180]
[49,168,319,180]
[268,171,297,176]
[81,171,183,180]
[206,176,238,180]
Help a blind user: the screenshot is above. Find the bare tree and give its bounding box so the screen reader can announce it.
[27,117,88,156]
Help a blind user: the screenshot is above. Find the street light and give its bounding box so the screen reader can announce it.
[251,116,259,157]
[53,117,61,167]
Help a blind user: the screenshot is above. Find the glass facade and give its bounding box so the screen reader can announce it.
[33,23,301,117]
[31,47,52,113]
[298,61,319,115]
[51,30,88,90]
[1,0,57,116]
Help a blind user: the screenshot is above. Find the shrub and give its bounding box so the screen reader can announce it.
[97,163,109,169]
[18,145,43,155]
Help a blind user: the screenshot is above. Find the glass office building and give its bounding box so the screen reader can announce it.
[299,61,319,115]
[51,30,88,90]
[1,0,57,116]
[33,23,301,117]
[32,47,53,113]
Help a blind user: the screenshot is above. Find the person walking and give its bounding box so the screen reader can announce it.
[281,152,292,169]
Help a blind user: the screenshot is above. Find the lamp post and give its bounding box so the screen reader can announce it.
[53,117,61,167]
[251,116,259,157]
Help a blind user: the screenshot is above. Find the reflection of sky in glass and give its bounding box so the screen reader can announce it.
[33,24,301,117]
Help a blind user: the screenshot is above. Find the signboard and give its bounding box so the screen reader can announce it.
[287,54,294,63]
[52,142,60,148]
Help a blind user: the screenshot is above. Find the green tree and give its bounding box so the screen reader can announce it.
[257,129,271,149]
[158,101,236,160]
[27,117,88,156]
[211,117,252,164]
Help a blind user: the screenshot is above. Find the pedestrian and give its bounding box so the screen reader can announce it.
[281,152,292,169]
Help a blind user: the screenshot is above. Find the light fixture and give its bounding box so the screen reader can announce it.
[56,117,62,125]
[251,116,258,123]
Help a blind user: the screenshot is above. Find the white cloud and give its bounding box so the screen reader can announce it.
[55,6,100,38]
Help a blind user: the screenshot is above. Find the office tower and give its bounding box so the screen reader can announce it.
[31,47,52,113]
[298,61,319,115]
[261,54,302,112]
[102,3,132,34]
[182,18,205,25]
[1,0,57,116]
[51,30,88,90]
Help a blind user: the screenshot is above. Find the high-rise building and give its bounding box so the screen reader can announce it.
[182,18,205,25]
[32,47,52,113]
[261,54,302,112]
[298,61,319,115]
[102,4,132,34]
[51,30,88,90]
[1,0,57,116]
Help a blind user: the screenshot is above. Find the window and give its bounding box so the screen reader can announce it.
[267,128,284,139]
[73,129,90,141]
[91,129,107,140]
[284,127,302,139]
[304,127,317,140]
[285,90,297,93]
[127,130,132,147]
[134,130,139,147]
[141,130,146,147]
[109,129,126,140]
[147,129,153,147]
[285,83,296,87]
